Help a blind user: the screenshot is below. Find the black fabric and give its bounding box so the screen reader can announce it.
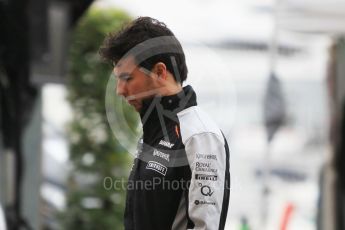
[125,85,196,230]
[335,101,345,189]
[335,101,345,230]
[219,132,231,230]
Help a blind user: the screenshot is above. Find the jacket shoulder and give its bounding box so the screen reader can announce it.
[177,106,223,144]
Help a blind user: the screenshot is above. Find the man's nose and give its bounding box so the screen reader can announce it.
[116,80,126,96]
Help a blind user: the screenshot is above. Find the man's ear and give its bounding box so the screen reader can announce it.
[152,62,167,80]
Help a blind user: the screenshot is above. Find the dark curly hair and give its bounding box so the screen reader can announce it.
[99,17,188,83]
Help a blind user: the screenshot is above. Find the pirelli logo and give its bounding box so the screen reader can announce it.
[195,174,218,181]
[146,161,167,176]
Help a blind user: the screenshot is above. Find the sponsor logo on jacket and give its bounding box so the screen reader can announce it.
[194,200,216,206]
[195,174,218,181]
[195,162,217,173]
[146,161,167,176]
[198,183,214,196]
[153,149,170,162]
[196,154,217,160]
[159,139,174,148]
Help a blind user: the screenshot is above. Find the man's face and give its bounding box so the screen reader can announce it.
[114,56,157,112]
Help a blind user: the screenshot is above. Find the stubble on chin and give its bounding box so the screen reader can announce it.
[131,101,142,112]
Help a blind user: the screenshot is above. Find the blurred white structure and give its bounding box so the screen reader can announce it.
[278,0,345,34]
[0,204,6,230]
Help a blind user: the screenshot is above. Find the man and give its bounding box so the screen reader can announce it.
[100,17,230,230]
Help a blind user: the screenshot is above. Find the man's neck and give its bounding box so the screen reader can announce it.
[163,85,183,96]
[157,79,183,97]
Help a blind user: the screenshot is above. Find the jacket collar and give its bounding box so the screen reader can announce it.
[140,85,197,120]
[139,85,197,128]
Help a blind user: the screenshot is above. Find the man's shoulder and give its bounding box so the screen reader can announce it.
[177,106,223,144]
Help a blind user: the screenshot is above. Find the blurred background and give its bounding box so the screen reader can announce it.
[1,0,345,229]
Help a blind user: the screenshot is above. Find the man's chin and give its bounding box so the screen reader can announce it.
[134,106,141,112]
[129,102,141,112]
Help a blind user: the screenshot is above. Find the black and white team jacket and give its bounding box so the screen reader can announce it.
[124,85,230,230]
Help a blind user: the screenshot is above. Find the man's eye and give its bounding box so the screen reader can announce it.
[119,75,132,82]
[124,76,132,82]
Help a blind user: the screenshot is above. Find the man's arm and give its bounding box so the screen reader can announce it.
[184,132,230,230]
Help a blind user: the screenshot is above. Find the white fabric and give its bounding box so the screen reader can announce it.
[178,106,227,230]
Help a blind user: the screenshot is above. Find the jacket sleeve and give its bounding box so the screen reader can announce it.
[184,132,230,230]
